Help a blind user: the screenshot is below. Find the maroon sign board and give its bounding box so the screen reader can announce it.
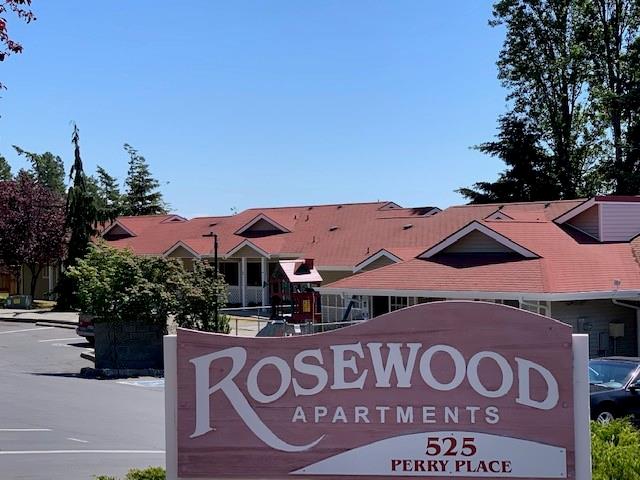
[165,301,591,479]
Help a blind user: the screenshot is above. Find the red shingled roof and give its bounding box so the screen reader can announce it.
[323,201,640,296]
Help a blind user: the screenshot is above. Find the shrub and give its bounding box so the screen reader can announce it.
[173,260,229,333]
[591,418,640,480]
[67,242,229,333]
[94,466,165,480]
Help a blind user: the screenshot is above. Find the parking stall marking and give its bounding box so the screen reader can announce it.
[38,337,79,343]
[117,379,164,389]
[0,450,165,455]
[0,428,52,432]
[0,327,54,335]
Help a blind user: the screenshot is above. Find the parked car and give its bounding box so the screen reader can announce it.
[76,316,95,346]
[589,357,640,423]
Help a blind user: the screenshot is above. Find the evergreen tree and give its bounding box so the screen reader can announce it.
[0,154,12,180]
[122,144,167,216]
[13,146,66,195]
[458,114,561,203]
[55,125,98,310]
[94,166,123,224]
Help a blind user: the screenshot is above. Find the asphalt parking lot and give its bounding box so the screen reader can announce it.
[0,320,165,480]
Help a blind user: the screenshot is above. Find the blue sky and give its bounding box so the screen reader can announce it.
[1,1,507,217]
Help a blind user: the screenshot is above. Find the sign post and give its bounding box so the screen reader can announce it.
[165,301,591,479]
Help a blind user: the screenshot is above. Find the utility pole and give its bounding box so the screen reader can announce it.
[213,234,219,324]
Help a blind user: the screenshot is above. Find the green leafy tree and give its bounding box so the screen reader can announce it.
[584,0,640,194]
[122,144,167,216]
[13,146,66,195]
[0,154,11,180]
[55,125,98,310]
[458,114,561,203]
[94,165,123,224]
[479,0,599,200]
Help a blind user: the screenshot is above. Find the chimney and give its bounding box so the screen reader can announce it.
[304,258,314,269]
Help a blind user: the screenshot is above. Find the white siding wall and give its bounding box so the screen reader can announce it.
[551,299,637,357]
[567,205,600,239]
[444,230,513,254]
[601,203,640,241]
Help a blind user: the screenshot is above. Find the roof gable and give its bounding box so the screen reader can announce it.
[353,249,403,273]
[102,221,137,240]
[235,214,291,236]
[418,221,539,259]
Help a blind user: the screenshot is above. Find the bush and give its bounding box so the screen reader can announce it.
[95,466,165,480]
[591,418,640,480]
[67,242,229,333]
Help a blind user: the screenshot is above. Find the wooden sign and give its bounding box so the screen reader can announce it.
[165,301,591,479]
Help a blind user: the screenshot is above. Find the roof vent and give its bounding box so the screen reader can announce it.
[403,223,413,230]
[329,225,339,231]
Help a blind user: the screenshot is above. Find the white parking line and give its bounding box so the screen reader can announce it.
[66,437,89,444]
[0,428,52,432]
[0,450,165,455]
[0,327,54,335]
[38,337,79,343]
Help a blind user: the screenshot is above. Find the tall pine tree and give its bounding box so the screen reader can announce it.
[458,114,561,203]
[0,154,12,180]
[95,166,123,224]
[122,144,167,216]
[13,146,66,195]
[55,125,98,310]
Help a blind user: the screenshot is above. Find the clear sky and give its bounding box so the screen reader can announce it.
[1,1,507,217]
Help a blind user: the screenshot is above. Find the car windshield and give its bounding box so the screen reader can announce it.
[589,360,637,388]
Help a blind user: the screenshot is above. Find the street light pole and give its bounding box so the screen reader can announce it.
[213,234,219,325]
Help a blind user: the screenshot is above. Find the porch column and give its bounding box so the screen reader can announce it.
[261,257,268,306]
[240,257,247,307]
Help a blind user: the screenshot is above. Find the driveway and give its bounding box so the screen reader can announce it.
[0,320,165,480]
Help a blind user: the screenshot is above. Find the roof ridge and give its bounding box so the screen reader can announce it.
[242,201,392,211]
[449,199,586,209]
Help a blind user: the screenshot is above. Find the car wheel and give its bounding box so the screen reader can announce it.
[595,407,616,423]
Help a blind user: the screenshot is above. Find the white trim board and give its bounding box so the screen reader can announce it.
[418,221,539,259]
[317,287,640,303]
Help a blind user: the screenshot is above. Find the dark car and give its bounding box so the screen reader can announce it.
[589,357,640,423]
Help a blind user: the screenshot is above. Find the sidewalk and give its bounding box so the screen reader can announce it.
[0,308,79,326]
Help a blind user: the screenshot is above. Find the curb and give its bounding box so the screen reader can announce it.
[0,317,79,329]
[35,321,77,330]
[80,366,164,379]
[80,351,95,363]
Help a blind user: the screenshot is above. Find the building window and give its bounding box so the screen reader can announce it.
[247,262,262,287]
[521,300,551,316]
[416,297,446,304]
[390,296,409,311]
[219,262,239,286]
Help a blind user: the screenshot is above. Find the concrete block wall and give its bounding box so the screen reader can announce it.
[94,321,164,369]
